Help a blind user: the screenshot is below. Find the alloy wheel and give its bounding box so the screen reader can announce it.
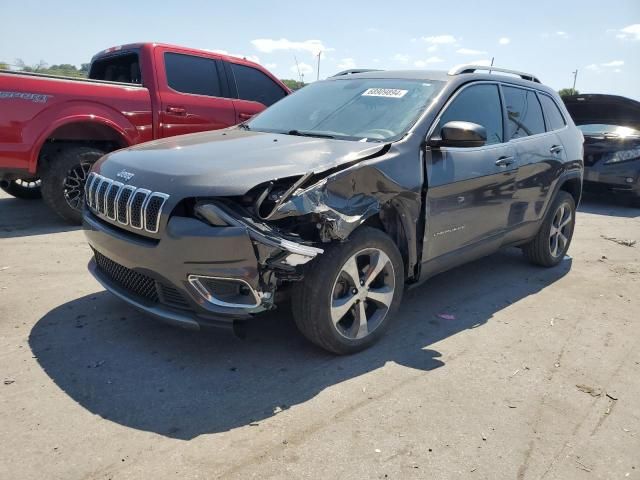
[63,161,92,211]
[330,248,396,340]
[549,202,572,257]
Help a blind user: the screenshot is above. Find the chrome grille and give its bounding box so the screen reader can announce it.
[85,173,169,234]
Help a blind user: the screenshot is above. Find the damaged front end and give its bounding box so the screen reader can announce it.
[189,141,423,314]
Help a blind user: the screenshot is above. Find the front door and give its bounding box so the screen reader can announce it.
[423,83,518,262]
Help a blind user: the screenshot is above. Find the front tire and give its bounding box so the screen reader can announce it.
[0,177,42,199]
[41,146,105,224]
[523,191,576,267]
[292,227,404,354]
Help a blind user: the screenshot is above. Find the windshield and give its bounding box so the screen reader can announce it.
[246,78,444,142]
[577,124,640,137]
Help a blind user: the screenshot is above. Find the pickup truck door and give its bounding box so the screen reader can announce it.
[157,51,236,137]
[222,61,288,123]
[422,83,517,264]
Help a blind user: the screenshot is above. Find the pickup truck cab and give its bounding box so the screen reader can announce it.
[0,42,289,222]
[84,65,584,354]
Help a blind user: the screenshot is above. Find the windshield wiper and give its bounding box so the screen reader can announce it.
[287,129,335,139]
[237,123,251,130]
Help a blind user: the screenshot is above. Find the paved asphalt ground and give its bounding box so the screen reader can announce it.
[1,189,639,480]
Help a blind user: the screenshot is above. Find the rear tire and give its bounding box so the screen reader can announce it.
[523,191,576,267]
[1,178,42,199]
[291,227,404,354]
[41,146,105,224]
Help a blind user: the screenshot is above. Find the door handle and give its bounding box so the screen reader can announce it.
[550,144,564,154]
[166,106,186,116]
[495,156,515,167]
[238,112,254,120]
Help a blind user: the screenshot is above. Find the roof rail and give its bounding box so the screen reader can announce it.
[448,64,541,83]
[331,68,383,77]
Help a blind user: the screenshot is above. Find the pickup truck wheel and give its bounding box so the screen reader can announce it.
[0,177,42,199]
[291,227,404,354]
[41,146,105,224]
[523,191,576,267]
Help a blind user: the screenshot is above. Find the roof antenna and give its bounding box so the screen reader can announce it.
[489,57,495,74]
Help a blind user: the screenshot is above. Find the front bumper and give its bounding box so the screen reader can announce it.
[84,208,269,329]
[84,204,322,329]
[584,160,640,197]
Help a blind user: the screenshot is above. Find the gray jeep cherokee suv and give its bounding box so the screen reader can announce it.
[83,65,584,354]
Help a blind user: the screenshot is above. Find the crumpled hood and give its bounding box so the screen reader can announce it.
[93,128,387,196]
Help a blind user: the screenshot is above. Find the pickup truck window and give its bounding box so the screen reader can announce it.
[230,63,286,107]
[539,94,566,131]
[89,53,141,84]
[438,84,504,145]
[503,86,546,139]
[165,52,222,97]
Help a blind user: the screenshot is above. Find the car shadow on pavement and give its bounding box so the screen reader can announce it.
[0,197,79,238]
[29,248,571,440]
[578,193,639,218]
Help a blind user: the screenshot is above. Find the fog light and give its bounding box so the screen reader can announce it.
[625,177,635,184]
[188,275,260,308]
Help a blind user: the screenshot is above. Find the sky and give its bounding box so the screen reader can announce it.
[1,0,639,99]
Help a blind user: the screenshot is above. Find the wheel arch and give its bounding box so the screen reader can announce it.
[34,119,131,174]
[362,197,419,281]
[558,175,582,206]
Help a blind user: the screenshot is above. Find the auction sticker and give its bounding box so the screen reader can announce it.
[362,88,408,98]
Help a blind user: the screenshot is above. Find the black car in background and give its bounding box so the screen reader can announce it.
[83,65,584,354]
[563,94,640,206]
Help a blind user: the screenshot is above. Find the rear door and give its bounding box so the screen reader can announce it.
[424,82,517,262]
[502,86,567,231]
[157,50,236,137]
[224,61,288,123]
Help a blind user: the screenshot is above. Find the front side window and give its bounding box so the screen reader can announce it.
[231,63,286,106]
[247,78,444,142]
[438,83,504,145]
[539,94,566,131]
[164,52,221,97]
[503,86,545,139]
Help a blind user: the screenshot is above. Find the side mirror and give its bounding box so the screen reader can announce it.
[430,121,487,148]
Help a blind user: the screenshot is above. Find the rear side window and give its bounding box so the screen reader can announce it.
[230,63,286,106]
[502,86,546,139]
[539,94,566,131]
[164,52,222,97]
[90,52,141,84]
[438,84,504,145]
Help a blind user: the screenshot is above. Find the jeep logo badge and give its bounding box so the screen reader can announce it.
[116,170,135,181]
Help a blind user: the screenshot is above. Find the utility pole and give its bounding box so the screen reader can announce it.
[316,51,322,81]
[294,56,303,83]
[572,69,578,91]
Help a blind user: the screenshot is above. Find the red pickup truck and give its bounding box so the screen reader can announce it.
[0,42,289,223]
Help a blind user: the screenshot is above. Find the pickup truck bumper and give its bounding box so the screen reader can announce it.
[83,209,268,330]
